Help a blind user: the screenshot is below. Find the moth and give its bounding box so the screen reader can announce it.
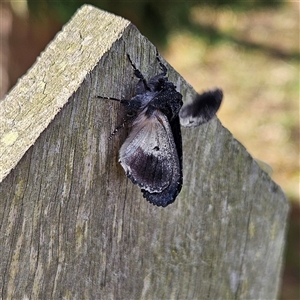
[98,51,222,207]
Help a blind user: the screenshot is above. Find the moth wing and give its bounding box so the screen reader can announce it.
[119,109,181,198]
[179,88,223,127]
[142,115,182,207]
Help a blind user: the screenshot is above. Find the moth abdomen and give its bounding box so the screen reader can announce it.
[179,88,223,127]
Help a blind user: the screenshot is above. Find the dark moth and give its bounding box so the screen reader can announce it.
[98,52,222,207]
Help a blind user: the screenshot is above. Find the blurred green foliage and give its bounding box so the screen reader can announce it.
[27,0,284,47]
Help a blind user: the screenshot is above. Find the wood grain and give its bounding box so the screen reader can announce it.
[0,5,288,300]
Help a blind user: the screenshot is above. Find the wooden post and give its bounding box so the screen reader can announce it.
[0,5,288,299]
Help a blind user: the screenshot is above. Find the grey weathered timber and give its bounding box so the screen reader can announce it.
[0,5,289,300]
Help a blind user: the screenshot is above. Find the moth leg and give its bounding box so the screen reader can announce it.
[155,49,167,76]
[126,54,150,91]
[96,95,136,139]
[97,95,122,102]
[108,116,134,140]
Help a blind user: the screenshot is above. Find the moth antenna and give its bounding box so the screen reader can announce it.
[126,54,150,91]
[155,49,167,76]
[97,95,122,102]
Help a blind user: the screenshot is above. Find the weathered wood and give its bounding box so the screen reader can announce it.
[0,5,289,300]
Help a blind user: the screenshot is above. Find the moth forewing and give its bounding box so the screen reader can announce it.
[119,109,181,198]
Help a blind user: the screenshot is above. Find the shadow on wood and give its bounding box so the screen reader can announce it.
[0,5,289,299]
